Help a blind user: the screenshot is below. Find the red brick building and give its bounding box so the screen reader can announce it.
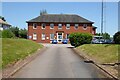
[27,14,96,43]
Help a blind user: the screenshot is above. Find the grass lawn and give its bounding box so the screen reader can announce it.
[2,38,43,68]
[76,44,119,64]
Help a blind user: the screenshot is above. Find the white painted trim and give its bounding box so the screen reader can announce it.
[57,32,63,43]
[33,23,37,29]
[41,33,45,40]
[33,33,37,40]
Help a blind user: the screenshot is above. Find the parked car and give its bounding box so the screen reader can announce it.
[62,39,68,44]
[91,39,105,44]
[104,39,114,44]
[52,39,57,44]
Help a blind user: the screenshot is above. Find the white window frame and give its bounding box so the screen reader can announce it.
[33,33,37,40]
[41,23,46,29]
[50,33,54,40]
[66,34,69,39]
[83,24,87,30]
[33,23,37,29]
[58,24,62,29]
[50,23,54,29]
[66,24,70,29]
[74,24,79,30]
[41,33,45,40]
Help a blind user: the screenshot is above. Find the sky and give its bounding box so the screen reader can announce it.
[2,2,118,37]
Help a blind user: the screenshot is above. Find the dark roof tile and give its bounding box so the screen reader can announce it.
[27,14,94,23]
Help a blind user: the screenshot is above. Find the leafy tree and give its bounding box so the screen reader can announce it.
[95,32,110,39]
[2,30,15,38]
[0,16,6,21]
[19,28,27,39]
[113,31,120,44]
[10,27,19,37]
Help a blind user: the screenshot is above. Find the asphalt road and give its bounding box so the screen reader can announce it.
[12,44,107,78]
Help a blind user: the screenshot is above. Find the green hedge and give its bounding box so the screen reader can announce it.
[69,32,92,47]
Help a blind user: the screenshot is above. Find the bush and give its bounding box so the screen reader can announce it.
[0,31,2,38]
[9,27,19,37]
[19,28,27,39]
[69,33,92,47]
[113,31,120,44]
[2,30,15,38]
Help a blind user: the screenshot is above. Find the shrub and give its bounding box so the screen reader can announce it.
[19,28,27,39]
[69,32,92,47]
[113,31,120,44]
[9,27,19,37]
[0,31,2,38]
[2,30,15,38]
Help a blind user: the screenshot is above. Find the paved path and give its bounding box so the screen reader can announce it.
[13,44,106,78]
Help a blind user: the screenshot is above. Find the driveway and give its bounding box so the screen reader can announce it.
[12,44,107,78]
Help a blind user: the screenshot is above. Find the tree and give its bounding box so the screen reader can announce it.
[19,28,27,39]
[113,31,120,44]
[95,32,110,39]
[10,27,19,37]
[40,9,47,15]
[2,30,15,38]
[0,16,6,21]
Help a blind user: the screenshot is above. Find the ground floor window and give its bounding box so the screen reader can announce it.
[42,33,45,40]
[66,34,69,39]
[33,33,37,40]
[50,33,54,40]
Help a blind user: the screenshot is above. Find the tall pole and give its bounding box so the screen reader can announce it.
[101,0,104,35]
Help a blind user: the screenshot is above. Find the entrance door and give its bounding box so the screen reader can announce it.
[57,32,63,43]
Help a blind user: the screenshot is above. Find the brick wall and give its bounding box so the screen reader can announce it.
[28,22,96,43]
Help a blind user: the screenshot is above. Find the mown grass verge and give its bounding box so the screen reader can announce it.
[2,38,43,68]
[76,44,119,64]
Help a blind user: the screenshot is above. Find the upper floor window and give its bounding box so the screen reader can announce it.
[66,24,70,29]
[33,33,37,40]
[83,24,87,30]
[58,24,62,29]
[33,23,37,29]
[74,24,79,29]
[50,23,54,29]
[41,23,46,29]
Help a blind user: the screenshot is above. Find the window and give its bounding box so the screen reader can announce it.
[50,23,54,29]
[33,33,37,40]
[58,24,62,29]
[66,24,70,29]
[41,33,45,40]
[41,23,46,29]
[33,23,37,29]
[83,24,87,30]
[66,34,69,39]
[74,24,79,29]
[50,33,54,40]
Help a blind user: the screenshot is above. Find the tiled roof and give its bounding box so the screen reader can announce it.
[27,14,94,23]
[0,19,11,26]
